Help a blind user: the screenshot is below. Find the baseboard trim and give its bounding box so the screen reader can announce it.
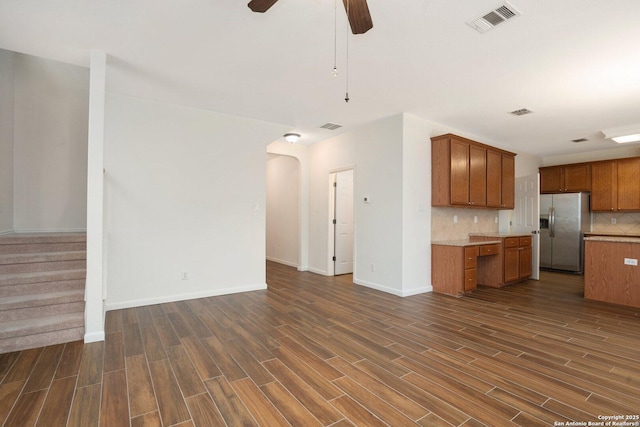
[0,230,13,236]
[296,265,309,272]
[353,279,432,297]
[104,283,268,311]
[84,331,105,343]
[401,286,433,297]
[266,257,299,268]
[307,267,330,276]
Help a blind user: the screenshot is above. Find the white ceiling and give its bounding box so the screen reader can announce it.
[2,0,640,157]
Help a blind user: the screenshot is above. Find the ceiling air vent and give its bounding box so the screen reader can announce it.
[467,2,522,34]
[572,138,589,143]
[320,123,342,130]
[509,108,533,116]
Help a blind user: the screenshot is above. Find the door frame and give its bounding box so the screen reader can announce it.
[327,166,356,277]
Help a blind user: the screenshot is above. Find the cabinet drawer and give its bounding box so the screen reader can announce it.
[519,236,532,247]
[464,246,479,269]
[504,237,519,248]
[479,244,499,256]
[464,268,477,291]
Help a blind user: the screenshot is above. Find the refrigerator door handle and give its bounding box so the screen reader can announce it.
[549,206,555,238]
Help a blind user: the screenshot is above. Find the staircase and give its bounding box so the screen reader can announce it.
[0,233,86,354]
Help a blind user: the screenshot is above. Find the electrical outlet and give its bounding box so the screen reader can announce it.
[495,216,498,224]
[181,272,189,280]
[453,215,458,223]
[473,215,478,224]
[611,218,617,224]
[370,263,375,272]
[624,258,638,266]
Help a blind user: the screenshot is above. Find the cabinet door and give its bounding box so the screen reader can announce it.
[519,245,532,279]
[540,167,562,193]
[504,247,519,282]
[501,155,515,209]
[563,164,591,192]
[486,150,502,208]
[469,145,487,207]
[450,139,470,205]
[591,161,617,211]
[617,158,640,211]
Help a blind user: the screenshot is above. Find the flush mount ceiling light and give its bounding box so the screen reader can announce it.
[284,133,301,143]
[602,125,640,144]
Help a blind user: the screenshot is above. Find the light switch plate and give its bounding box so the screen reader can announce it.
[624,258,638,266]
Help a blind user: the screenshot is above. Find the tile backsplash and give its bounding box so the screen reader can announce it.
[591,212,640,234]
[431,207,499,241]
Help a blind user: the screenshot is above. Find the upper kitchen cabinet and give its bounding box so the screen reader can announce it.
[591,158,640,212]
[540,163,591,193]
[432,134,516,209]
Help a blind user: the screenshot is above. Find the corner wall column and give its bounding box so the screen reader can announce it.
[85,50,106,343]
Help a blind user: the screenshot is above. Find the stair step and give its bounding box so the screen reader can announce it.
[0,290,84,311]
[0,258,86,274]
[0,312,84,339]
[0,313,84,353]
[0,251,86,265]
[0,269,86,287]
[0,300,84,322]
[0,278,85,298]
[0,233,86,255]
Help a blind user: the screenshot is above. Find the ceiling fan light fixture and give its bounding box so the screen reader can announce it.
[602,125,640,144]
[284,133,301,143]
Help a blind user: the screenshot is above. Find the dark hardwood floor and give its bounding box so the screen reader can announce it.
[1,261,639,426]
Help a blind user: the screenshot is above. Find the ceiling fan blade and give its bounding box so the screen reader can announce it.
[248,0,279,13]
[342,0,373,34]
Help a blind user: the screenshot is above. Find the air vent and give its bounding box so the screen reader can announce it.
[509,108,533,116]
[467,2,522,34]
[572,138,589,143]
[320,123,342,130]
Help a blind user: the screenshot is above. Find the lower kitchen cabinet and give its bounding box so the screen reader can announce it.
[431,242,499,296]
[470,234,532,286]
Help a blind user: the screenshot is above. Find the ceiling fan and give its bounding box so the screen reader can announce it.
[248,0,373,34]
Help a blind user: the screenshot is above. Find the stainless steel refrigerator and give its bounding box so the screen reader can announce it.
[539,193,590,273]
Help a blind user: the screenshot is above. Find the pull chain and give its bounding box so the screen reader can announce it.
[332,0,338,77]
[345,0,350,102]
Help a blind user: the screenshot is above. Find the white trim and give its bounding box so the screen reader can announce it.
[307,267,330,276]
[401,286,433,297]
[0,230,13,235]
[296,265,309,272]
[104,284,268,312]
[84,331,105,343]
[266,256,299,268]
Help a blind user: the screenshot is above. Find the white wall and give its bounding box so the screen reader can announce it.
[401,115,432,295]
[266,154,300,267]
[0,50,14,233]
[307,115,404,295]
[13,54,89,232]
[103,93,289,309]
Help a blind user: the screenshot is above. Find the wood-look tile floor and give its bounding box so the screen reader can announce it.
[1,262,639,426]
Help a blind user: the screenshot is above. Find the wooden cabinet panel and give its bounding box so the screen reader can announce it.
[591,161,617,212]
[617,158,640,211]
[501,155,515,209]
[464,269,477,292]
[486,150,502,208]
[450,139,470,206]
[540,164,590,193]
[585,240,640,308]
[431,134,515,210]
[519,246,532,279]
[464,246,478,269]
[564,164,591,192]
[504,247,519,283]
[479,244,499,256]
[469,145,487,207]
[540,167,562,193]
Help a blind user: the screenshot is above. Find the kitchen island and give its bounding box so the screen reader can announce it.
[584,236,640,308]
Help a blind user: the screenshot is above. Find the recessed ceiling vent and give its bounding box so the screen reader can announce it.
[320,123,342,130]
[467,2,522,34]
[509,108,533,116]
[572,138,589,143]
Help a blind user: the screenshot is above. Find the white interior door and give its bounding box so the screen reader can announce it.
[512,174,540,279]
[334,170,354,275]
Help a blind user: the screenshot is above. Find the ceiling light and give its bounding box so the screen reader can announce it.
[602,125,640,144]
[284,133,301,143]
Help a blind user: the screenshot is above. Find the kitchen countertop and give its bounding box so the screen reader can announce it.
[468,232,531,238]
[584,236,640,243]
[584,232,640,238]
[431,239,501,247]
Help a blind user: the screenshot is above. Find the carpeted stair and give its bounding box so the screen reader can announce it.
[0,233,86,354]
